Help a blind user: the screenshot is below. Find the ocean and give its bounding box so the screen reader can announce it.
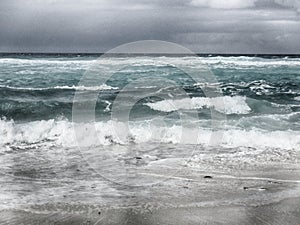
[0,54,300,222]
[1,55,299,147]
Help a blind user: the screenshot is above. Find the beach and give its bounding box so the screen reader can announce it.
[0,142,300,224]
[1,161,300,224]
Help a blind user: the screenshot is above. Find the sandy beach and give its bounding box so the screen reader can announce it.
[1,145,300,225]
[1,182,300,225]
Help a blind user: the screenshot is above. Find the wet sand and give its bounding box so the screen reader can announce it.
[1,196,300,225]
[1,169,300,225]
[1,144,300,224]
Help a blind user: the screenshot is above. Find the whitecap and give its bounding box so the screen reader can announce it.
[0,84,118,91]
[294,96,300,101]
[1,118,299,150]
[144,96,251,115]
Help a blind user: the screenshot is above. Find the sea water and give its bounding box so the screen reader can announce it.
[0,54,300,211]
[1,55,299,148]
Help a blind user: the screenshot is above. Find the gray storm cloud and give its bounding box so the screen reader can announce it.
[0,0,299,53]
[191,0,300,10]
[191,0,256,9]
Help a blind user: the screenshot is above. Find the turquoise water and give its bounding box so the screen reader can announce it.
[0,55,299,149]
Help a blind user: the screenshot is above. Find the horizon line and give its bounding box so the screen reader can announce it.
[1,52,300,56]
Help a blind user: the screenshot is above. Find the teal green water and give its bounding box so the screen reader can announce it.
[0,55,299,149]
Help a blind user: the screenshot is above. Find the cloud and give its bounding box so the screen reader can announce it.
[190,0,300,11]
[190,0,256,9]
[274,0,300,11]
[0,0,299,53]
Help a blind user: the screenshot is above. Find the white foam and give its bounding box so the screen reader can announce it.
[195,56,300,67]
[0,84,117,91]
[295,96,300,101]
[101,56,300,68]
[1,118,299,150]
[0,58,96,65]
[145,96,251,115]
[1,56,300,68]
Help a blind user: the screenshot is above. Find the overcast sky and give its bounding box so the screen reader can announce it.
[0,0,299,53]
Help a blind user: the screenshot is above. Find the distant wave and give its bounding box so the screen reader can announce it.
[220,80,299,97]
[0,58,96,64]
[144,96,251,115]
[197,57,300,67]
[1,56,300,67]
[0,84,118,91]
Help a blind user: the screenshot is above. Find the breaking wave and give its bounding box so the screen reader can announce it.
[145,96,251,115]
[1,118,299,150]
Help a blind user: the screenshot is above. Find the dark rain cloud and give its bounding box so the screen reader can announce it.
[0,0,299,53]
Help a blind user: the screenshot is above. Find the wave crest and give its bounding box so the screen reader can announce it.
[0,84,117,91]
[1,118,299,150]
[145,96,251,115]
